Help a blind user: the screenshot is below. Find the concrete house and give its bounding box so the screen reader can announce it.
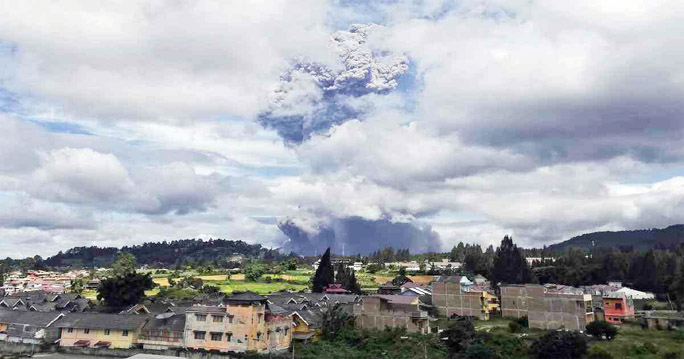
[353,295,431,334]
[602,292,635,324]
[0,310,64,344]
[184,292,292,353]
[501,284,595,331]
[137,312,186,350]
[56,313,150,349]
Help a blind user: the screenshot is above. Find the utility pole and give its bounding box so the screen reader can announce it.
[342,243,345,257]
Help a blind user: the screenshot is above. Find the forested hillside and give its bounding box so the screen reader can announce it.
[43,239,284,268]
[548,225,684,252]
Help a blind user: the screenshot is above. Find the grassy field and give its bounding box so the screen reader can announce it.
[217,281,308,294]
[153,277,170,287]
[590,325,684,358]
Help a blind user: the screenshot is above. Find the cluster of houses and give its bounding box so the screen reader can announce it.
[0,272,669,355]
[0,270,101,295]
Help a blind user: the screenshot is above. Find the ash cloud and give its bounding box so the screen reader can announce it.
[258,24,409,143]
[278,216,441,256]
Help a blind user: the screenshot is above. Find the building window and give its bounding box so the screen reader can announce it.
[212,315,223,323]
[66,328,73,333]
[104,329,110,335]
[122,330,129,337]
[210,332,222,341]
[256,332,262,340]
[196,314,207,322]
[84,329,90,334]
[226,332,233,342]
[615,303,622,310]
[227,315,233,324]
[284,328,288,336]
[194,331,206,340]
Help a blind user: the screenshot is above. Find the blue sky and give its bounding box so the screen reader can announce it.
[2,0,684,257]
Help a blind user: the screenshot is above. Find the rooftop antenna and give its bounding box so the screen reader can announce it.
[342,243,345,257]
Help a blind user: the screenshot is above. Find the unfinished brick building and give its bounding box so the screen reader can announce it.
[432,276,493,320]
[353,295,431,334]
[500,284,595,331]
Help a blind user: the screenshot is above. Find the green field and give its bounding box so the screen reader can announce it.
[590,325,684,358]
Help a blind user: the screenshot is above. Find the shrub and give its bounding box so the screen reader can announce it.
[530,331,587,359]
[465,342,500,359]
[587,346,613,359]
[516,315,529,328]
[586,321,618,340]
[643,342,659,354]
[627,344,649,356]
[662,351,680,359]
[508,321,522,333]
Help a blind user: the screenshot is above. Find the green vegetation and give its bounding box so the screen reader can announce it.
[97,272,155,310]
[294,328,446,359]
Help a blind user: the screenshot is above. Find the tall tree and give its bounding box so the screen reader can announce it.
[312,248,334,293]
[111,251,137,276]
[492,236,532,285]
[97,272,155,310]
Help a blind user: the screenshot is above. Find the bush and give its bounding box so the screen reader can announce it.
[587,346,613,359]
[530,331,587,359]
[663,351,680,359]
[643,342,659,354]
[508,321,522,333]
[516,315,529,328]
[465,342,500,359]
[627,344,649,356]
[586,321,618,340]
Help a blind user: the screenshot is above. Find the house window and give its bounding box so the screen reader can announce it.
[615,303,622,310]
[122,330,129,337]
[226,332,233,342]
[84,329,90,334]
[196,314,207,322]
[256,332,262,340]
[104,329,110,335]
[284,328,288,336]
[227,315,233,324]
[210,332,222,341]
[212,315,223,323]
[67,328,73,333]
[194,331,206,340]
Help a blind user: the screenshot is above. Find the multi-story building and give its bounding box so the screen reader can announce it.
[183,292,291,353]
[137,312,186,350]
[500,284,595,331]
[353,295,431,334]
[56,313,150,349]
[602,292,635,324]
[432,276,496,320]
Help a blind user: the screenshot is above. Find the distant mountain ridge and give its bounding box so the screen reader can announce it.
[547,224,684,252]
[44,238,283,268]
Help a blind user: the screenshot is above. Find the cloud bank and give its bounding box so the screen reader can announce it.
[1,1,684,257]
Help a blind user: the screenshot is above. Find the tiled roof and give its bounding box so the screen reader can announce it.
[185,306,226,314]
[55,313,150,330]
[0,310,63,327]
[141,314,186,331]
[224,292,267,303]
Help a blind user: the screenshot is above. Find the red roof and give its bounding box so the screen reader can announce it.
[94,341,111,348]
[73,340,90,347]
[324,284,350,293]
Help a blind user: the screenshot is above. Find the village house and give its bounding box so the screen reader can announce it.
[353,295,431,334]
[137,312,186,350]
[56,313,150,349]
[290,310,323,342]
[0,310,64,345]
[602,292,635,324]
[500,284,595,331]
[183,292,291,353]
